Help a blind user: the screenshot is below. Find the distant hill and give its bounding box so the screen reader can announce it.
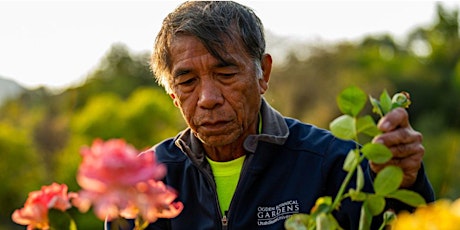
[0,76,25,106]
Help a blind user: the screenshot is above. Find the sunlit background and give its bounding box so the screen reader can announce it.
[1,1,460,229]
[1,1,453,89]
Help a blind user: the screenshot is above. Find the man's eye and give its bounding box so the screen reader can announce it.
[218,73,237,78]
[178,78,196,86]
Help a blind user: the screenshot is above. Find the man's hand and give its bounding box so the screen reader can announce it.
[370,107,424,188]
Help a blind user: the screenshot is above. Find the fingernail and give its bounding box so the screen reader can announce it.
[381,121,391,130]
[374,138,384,144]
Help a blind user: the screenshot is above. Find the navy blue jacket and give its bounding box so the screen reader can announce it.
[124,99,434,230]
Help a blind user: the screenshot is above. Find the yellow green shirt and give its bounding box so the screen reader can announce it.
[207,155,246,216]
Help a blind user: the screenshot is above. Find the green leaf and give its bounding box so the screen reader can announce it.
[314,203,332,215]
[316,213,340,230]
[356,115,381,137]
[358,203,372,230]
[361,143,392,164]
[348,189,367,201]
[337,86,367,117]
[285,214,311,230]
[356,165,364,191]
[109,218,132,230]
[379,90,392,115]
[369,96,383,117]
[135,215,150,230]
[330,115,356,140]
[387,189,426,207]
[343,149,358,172]
[312,196,333,215]
[316,213,329,230]
[48,209,77,230]
[327,213,343,230]
[373,166,403,196]
[365,195,386,216]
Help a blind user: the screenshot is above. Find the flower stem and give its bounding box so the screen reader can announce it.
[134,216,149,230]
[331,162,356,211]
[330,142,363,212]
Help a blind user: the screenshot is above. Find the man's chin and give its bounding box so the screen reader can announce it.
[196,133,239,147]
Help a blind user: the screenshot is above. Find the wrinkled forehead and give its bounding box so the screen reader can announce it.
[170,31,251,66]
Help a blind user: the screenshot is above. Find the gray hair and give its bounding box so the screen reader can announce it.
[151,1,266,93]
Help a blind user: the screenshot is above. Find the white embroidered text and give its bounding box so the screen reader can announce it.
[257,200,299,226]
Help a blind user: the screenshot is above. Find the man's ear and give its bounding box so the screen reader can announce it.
[259,54,272,94]
[170,93,179,107]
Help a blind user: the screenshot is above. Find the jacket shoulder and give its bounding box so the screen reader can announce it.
[284,117,356,157]
[152,137,187,163]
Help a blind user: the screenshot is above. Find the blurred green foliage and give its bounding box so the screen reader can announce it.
[266,3,460,202]
[0,44,185,229]
[1,3,458,230]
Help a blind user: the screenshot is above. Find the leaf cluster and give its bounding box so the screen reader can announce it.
[286,86,425,230]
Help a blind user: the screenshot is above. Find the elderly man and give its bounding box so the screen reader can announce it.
[127,1,434,229]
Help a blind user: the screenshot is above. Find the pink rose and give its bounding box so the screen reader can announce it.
[11,183,72,230]
[73,139,183,221]
[77,139,166,190]
[134,180,184,222]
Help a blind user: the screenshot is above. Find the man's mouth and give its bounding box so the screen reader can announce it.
[198,120,232,133]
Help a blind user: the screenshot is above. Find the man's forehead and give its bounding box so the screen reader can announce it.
[170,34,249,65]
[170,35,203,53]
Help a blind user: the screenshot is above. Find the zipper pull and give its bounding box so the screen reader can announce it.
[222,210,228,228]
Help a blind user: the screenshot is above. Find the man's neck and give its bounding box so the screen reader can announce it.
[203,138,247,162]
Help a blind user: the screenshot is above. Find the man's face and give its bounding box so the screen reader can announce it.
[168,35,269,147]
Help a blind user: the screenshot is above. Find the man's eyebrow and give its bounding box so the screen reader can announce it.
[215,59,238,68]
[172,59,239,78]
[172,69,190,78]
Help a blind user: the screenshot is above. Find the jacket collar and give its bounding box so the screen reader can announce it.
[174,98,289,163]
[244,98,289,152]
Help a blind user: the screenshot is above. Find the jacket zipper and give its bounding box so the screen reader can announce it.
[194,163,226,229]
[224,153,254,230]
[191,152,254,229]
[222,211,228,230]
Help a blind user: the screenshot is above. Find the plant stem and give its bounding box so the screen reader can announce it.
[134,216,149,230]
[330,143,364,212]
[330,162,356,211]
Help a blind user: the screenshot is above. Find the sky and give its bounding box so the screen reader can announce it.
[0,1,458,89]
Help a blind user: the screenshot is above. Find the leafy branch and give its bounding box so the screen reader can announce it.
[285,86,424,230]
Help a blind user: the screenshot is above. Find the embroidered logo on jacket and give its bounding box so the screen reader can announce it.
[257,200,299,226]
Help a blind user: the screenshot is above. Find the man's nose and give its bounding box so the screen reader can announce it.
[197,79,224,109]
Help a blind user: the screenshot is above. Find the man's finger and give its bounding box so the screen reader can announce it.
[378,107,409,132]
